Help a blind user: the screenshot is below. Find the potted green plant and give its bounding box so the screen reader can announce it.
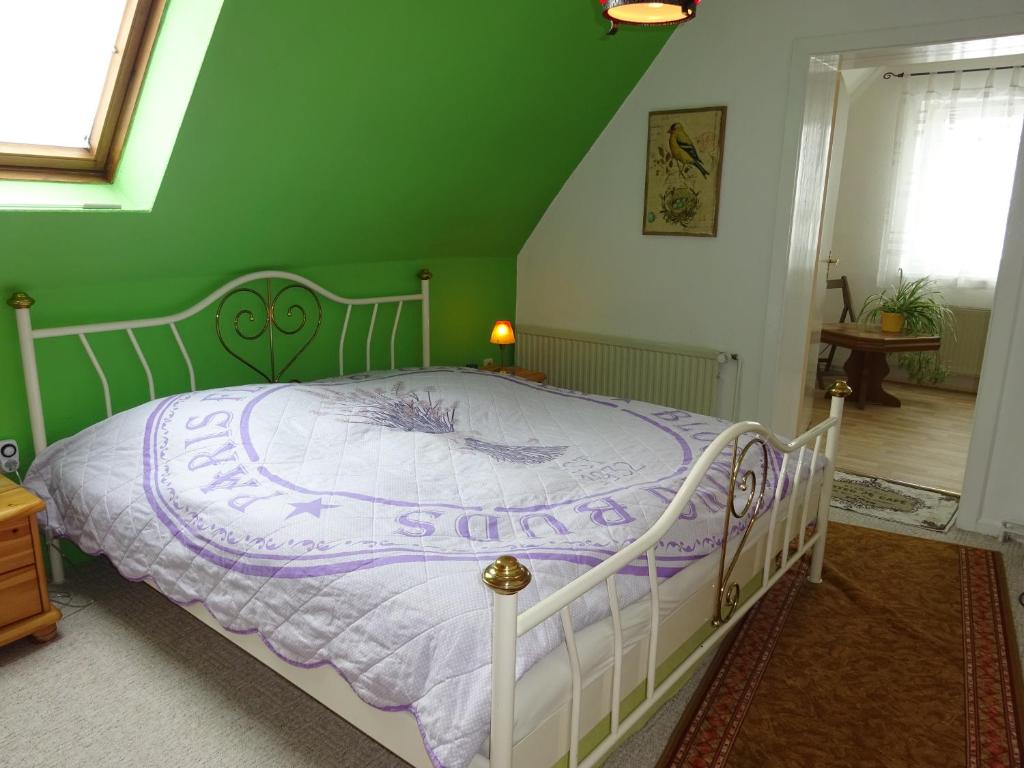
[859,276,956,384]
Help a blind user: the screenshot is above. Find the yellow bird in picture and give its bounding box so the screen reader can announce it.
[668,122,709,178]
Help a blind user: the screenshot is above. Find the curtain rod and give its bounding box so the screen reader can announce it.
[883,65,1017,80]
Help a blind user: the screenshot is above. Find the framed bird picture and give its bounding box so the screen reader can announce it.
[643,106,727,237]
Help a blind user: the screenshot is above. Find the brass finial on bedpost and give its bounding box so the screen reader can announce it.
[828,379,853,398]
[7,291,34,309]
[482,555,532,595]
[417,268,432,281]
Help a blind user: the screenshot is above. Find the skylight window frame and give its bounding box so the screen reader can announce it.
[0,0,166,184]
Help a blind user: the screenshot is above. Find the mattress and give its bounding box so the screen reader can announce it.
[25,367,818,768]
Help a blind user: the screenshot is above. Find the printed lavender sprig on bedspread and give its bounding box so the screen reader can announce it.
[462,437,567,465]
[316,383,568,465]
[321,384,456,433]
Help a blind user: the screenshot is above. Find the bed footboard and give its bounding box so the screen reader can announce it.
[482,380,851,768]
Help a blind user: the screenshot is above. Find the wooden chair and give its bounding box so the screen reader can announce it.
[817,275,857,390]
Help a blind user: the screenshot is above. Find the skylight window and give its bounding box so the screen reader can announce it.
[0,0,164,182]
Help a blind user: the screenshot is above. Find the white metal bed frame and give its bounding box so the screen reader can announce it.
[7,269,850,768]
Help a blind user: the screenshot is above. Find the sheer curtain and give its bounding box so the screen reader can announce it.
[878,67,1024,307]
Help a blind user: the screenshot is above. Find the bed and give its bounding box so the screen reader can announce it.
[8,270,850,768]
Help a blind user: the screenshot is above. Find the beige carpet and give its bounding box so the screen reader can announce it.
[2,510,1022,768]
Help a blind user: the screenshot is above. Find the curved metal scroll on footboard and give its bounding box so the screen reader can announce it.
[483,379,852,768]
[712,436,769,627]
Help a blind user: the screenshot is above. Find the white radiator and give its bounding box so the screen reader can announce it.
[885,305,990,392]
[942,307,990,378]
[516,325,724,416]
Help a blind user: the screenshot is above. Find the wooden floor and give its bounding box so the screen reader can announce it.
[810,382,977,494]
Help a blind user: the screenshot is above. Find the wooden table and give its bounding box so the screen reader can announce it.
[820,322,940,409]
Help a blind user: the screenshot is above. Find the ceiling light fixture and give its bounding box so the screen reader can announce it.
[601,0,699,34]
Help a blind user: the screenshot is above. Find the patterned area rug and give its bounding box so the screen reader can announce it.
[831,471,959,531]
[658,523,1024,768]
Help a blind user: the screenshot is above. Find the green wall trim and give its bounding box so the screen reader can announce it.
[114,0,226,211]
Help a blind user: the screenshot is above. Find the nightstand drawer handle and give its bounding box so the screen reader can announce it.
[0,524,29,539]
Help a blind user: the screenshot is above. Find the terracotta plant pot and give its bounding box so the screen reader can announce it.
[880,311,906,333]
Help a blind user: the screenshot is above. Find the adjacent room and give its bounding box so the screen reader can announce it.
[2,3,1024,768]
[810,47,1024,532]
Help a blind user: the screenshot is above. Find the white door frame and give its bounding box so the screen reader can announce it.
[962,140,1024,536]
[760,14,1024,535]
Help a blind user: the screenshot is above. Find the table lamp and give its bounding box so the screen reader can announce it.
[490,320,515,371]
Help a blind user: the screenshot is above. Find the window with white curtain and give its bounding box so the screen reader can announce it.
[879,67,1024,304]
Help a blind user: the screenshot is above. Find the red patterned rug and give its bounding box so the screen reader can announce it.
[658,523,1024,768]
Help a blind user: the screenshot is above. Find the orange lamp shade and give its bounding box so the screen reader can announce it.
[489,320,515,345]
[601,0,698,26]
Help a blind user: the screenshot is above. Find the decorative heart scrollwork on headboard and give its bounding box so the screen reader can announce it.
[215,279,324,383]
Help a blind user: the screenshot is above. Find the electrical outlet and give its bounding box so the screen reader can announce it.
[483,357,494,368]
[0,439,19,475]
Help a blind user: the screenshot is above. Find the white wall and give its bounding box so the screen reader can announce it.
[818,78,851,294]
[826,71,900,323]
[516,0,1024,432]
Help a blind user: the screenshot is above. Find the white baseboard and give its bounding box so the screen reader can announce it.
[885,370,979,394]
[954,516,1004,538]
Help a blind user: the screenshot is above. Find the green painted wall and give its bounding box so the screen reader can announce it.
[0,1,671,460]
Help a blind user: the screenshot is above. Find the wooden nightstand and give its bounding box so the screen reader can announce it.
[0,476,61,647]
[481,364,546,384]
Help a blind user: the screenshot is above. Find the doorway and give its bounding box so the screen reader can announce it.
[774,31,1024,537]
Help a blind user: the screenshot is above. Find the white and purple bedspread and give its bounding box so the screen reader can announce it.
[26,367,797,767]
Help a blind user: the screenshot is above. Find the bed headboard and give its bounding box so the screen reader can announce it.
[7,268,432,455]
